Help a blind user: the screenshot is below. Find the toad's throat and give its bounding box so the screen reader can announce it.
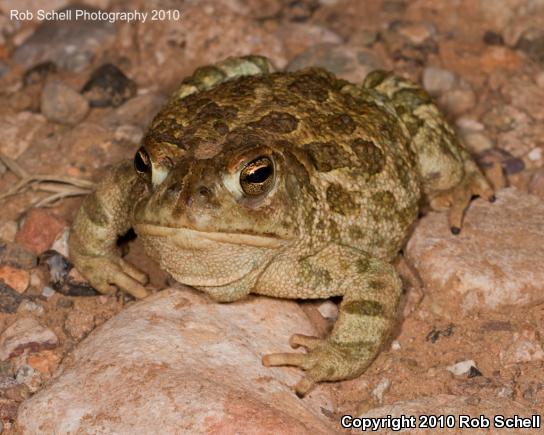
[133,223,288,249]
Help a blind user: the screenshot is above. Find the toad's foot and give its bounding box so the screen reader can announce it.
[72,255,149,298]
[430,166,495,234]
[263,334,376,397]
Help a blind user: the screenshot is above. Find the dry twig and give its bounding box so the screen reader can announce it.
[0,151,94,208]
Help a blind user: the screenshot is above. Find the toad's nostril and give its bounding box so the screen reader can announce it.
[197,185,211,198]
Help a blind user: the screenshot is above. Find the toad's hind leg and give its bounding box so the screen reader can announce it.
[363,71,494,233]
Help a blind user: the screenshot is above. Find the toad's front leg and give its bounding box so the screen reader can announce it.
[261,247,401,397]
[69,160,149,298]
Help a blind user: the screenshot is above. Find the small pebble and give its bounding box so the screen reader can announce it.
[42,286,55,299]
[537,71,544,88]
[0,283,24,313]
[81,63,137,108]
[0,317,58,361]
[17,300,45,316]
[0,266,30,293]
[15,364,42,393]
[15,208,67,255]
[29,271,42,289]
[50,228,70,258]
[64,310,95,341]
[439,87,476,117]
[56,297,74,309]
[372,377,391,403]
[447,359,477,376]
[23,61,57,87]
[483,31,504,46]
[0,241,37,269]
[27,350,60,375]
[456,117,484,132]
[527,147,542,162]
[41,80,89,125]
[391,340,401,351]
[462,132,494,153]
[423,66,455,95]
[0,221,18,243]
[0,361,14,377]
[317,300,338,320]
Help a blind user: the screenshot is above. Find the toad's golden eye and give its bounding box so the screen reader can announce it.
[239,156,274,196]
[134,147,151,176]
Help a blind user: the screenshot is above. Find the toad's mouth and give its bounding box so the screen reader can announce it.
[133,223,289,249]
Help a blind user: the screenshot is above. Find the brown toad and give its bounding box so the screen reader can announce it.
[69,56,494,396]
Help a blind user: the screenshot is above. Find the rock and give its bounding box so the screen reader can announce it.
[422,66,456,95]
[0,221,18,243]
[23,61,58,87]
[537,71,544,88]
[461,132,494,153]
[15,364,42,393]
[41,286,55,299]
[446,360,478,376]
[438,87,476,117]
[41,80,89,125]
[0,283,24,314]
[0,111,47,159]
[456,118,484,132]
[0,317,58,361]
[406,188,544,314]
[15,208,67,255]
[527,147,542,162]
[372,378,391,404]
[0,242,37,270]
[12,5,116,72]
[0,266,29,293]
[358,395,536,434]
[500,330,544,365]
[17,289,334,434]
[63,310,95,341]
[39,250,97,297]
[287,42,388,83]
[50,228,69,257]
[81,63,137,108]
[0,59,8,77]
[56,297,73,309]
[476,148,525,176]
[27,350,60,376]
[483,30,505,46]
[529,167,544,200]
[317,300,338,320]
[516,30,544,64]
[16,300,45,317]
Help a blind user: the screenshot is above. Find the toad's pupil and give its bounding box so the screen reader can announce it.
[134,149,150,173]
[247,164,272,183]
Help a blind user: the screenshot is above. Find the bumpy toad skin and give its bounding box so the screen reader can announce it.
[69,56,493,396]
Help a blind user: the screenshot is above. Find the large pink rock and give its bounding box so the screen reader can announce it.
[406,188,544,314]
[16,289,335,434]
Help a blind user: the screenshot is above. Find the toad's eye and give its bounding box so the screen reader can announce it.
[134,147,151,176]
[239,156,274,196]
